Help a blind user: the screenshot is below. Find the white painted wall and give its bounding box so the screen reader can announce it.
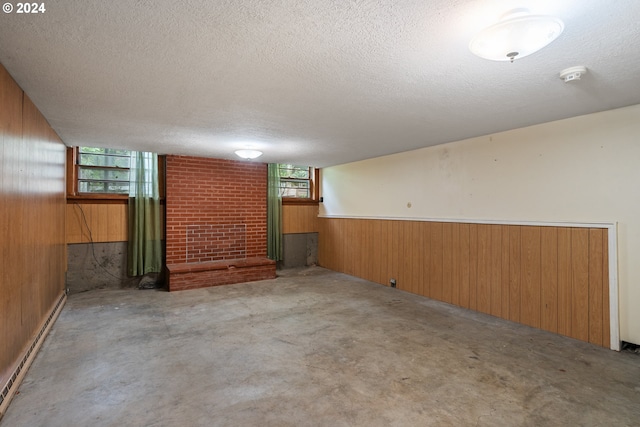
[320,103,640,345]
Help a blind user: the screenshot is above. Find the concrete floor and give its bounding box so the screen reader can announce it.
[2,267,639,426]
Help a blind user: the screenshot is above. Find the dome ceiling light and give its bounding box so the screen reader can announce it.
[469,8,564,62]
[234,149,263,160]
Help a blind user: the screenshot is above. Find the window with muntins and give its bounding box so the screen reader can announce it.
[77,147,131,194]
[278,164,311,198]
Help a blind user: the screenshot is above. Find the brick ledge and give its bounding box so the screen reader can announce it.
[167,257,276,274]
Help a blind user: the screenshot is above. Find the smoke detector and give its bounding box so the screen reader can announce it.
[560,66,587,83]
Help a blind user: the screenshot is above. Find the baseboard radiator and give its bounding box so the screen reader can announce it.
[0,290,67,419]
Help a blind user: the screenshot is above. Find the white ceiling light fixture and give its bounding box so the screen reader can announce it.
[469,8,564,62]
[234,149,263,160]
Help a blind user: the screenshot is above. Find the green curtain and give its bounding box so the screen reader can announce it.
[267,163,282,261]
[127,151,162,276]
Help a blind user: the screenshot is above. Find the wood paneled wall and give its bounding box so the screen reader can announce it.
[318,218,610,347]
[66,203,128,243]
[0,65,67,386]
[282,204,319,234]
[66,190,318,244]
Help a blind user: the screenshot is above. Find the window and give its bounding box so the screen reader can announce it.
[67,147,131,197]
[278,164,312,198]
[67,146,165,201]
[76,147,131,194]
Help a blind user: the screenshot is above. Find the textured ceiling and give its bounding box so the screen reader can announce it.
[1,0,639,167]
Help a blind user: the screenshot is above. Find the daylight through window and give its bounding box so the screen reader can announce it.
[278,164,311,198]
[77,147,131,194]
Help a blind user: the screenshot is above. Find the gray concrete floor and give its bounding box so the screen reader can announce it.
[2,267,639,426]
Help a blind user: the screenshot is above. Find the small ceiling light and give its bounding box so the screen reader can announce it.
[234,149,263,160]
[469,8,564,62]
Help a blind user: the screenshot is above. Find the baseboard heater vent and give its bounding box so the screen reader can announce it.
[0,290,67,418]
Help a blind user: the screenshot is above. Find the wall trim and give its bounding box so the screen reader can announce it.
[319,215,620,351]
[320,214,612,229]
[0,290,67,419]
[608,223,620,350]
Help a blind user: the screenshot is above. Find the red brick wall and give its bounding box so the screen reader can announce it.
[168,263,276,291]
[166,156,267,264]
[165,156,268,265]
[186,223,247,262]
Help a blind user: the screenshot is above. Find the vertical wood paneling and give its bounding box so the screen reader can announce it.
[336,219,347,273]
[501,226,510,319]
[391,221,402,286]
[355,220,366,279]
[282,204,319,234]
[340,218,347,275]
[541,227,558,334]
[476,224,491,314]
[66,204,83,242]
[360,220,370,282]
[588,228,604,346]
[508,225,521,323]
[520,226,541,328]
[421,221,431,297]
[571,228,590,342]
[468,224,478,311]
[363,219,372,281]
[335,218,347,274]
[110,204,129,241]
[379,220,389,285]
[429,222,444,301]
[317,219,328,267]
[451,223,461,306]
[384,220,393,286]
[318,218,338,272]
[318,219,342,271]
[557,228,572,337]
[411,221,424,295]
[371,220,382,285]
[400,221,412,292]
[442,222,454,304]
[1,65,66,389]
[349,219,359,278]
[96,203,108,241]
[66,203,128,243]
[1,67,24,383]
[457,223,470,309]
[356,220,373,280]
[490,226,502,317]
[317,217,611,348]
[344,219,357,276]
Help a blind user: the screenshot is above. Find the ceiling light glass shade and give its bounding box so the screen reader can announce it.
[469,9,564,62]
[234,149,263,159]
